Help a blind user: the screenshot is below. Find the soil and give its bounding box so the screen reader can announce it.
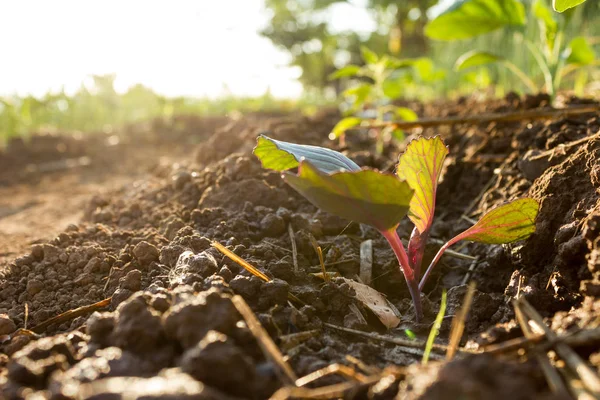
[0,95,599,399]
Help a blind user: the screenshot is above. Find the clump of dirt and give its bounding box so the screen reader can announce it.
[1,96,599,399]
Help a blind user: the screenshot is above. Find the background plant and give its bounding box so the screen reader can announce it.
[328,46,433,153]
[427,0,598,98]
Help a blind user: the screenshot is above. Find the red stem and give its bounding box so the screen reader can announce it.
[419,235,462,291]
[381,228,423,321]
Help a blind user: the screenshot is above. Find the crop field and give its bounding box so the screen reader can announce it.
[1,0,600,399]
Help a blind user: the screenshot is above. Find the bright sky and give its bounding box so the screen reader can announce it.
[0,0,310,98]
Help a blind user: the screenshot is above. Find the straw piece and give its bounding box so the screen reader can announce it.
[447,282,476,360]
[232,295,298,384]
[288,224,299,274]
[211,241,270,282]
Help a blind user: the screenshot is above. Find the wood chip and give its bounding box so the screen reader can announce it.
[359,239,373,286]
[288,224,299,274]
[341,278,400,329]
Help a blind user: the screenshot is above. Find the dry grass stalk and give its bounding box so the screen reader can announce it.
[288,224,299,274]
[513,299,572,398]
[30,297,112,334]
[447,281,476,360]
[518,298,600,397]
[231,295,298,385]
[211,241,270,282]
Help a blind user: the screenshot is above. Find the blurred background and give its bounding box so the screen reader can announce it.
[1,0,599,142]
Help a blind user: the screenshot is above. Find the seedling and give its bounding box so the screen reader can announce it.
[328,46,432,153]
[427,0,597,97]
[254,135,539,321]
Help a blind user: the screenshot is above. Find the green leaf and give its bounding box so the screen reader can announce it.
[331,117,363,139]
[385,57,416,70]
[361,46,378,64]
[454,198,539,244]
[253,135,360,174]
[425,0,527,40]
[284,161,413,231]
[382,78,403,99]
[395,107,418,121]
[412,58,446,83]
[397,136,449,234]
[534,0,557,51]
[328,65,362,80]
[553,0,587,12]
[343,84,372,109]
[565,37,595,66]
[392,129,406,141]
[420,197,539,291]
[455,50,504,71]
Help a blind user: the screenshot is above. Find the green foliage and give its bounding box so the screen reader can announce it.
[261,0,439,91]
[454,51,505,71]
[553,0,588,12]
[328,47,434,151]
[330,117,363,139]
[565,36,595,65]
[442,0,598,97]
[425,0,526,40]
[254,135,539,321]
[0,75,316,143]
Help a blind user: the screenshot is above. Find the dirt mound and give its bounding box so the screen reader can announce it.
[1,98,599,399]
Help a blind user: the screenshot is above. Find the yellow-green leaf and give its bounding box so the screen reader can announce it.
[361,46,378,64]
[425,0,527,41]
[331,117,362,139]
[455,50,504,71]
[553,0,587,12]
[565,37,595,66]
[454,198,539,244]
[253,135,360,173]
[284,161,413,231]
[395,107,418,121]
[397,136,449,234]
[329,65,362,80]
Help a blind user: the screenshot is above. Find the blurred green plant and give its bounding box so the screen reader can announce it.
[427,0,598,98]
[329,46,443,152]
[261,0,438,92]
[0,75,319,144]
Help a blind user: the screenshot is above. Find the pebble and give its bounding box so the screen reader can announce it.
[133,241,159,264]
[0,314,17,335]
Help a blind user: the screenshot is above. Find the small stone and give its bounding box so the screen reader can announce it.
[0,314,17,335]
[119,269,142,291]
[133,241,160,264]
[172,170,192,190]
[26,280,44,296]
[260,214,286,237]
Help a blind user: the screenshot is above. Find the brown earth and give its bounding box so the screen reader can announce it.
[0,95,599,399]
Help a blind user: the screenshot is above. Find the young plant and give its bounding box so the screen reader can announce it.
[427,0,597,98]
[254,135,539,321]
[328,46,426,154]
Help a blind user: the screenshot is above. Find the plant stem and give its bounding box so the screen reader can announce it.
[381,228,423,321]
[419,235,463,291]
[501,60,538,93]
[525,39,554,96]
